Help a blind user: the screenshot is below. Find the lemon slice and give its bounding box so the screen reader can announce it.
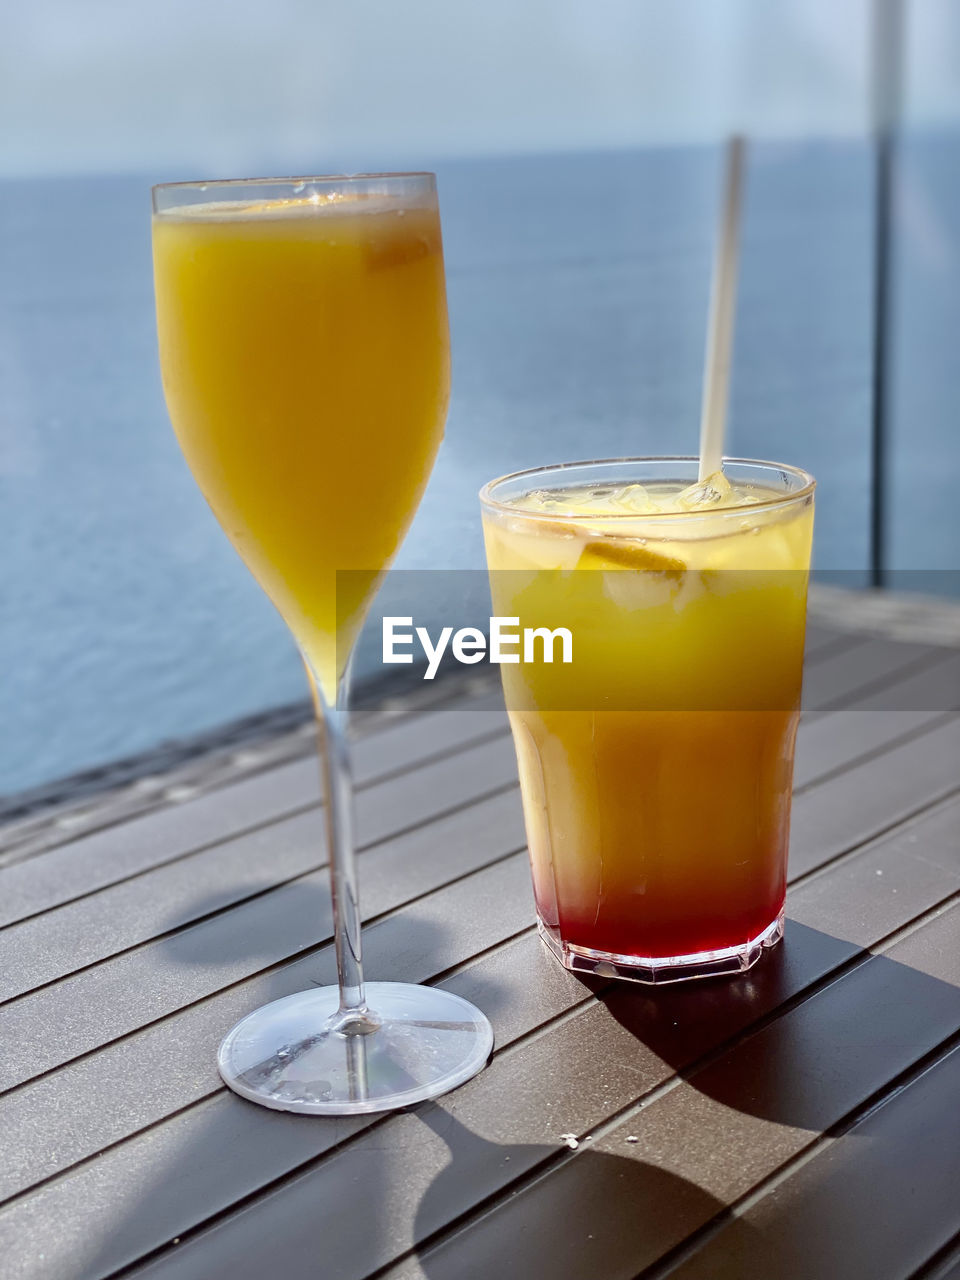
[577,540,685,576]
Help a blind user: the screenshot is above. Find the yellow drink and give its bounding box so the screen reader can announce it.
[153,186,450,698]
[151,176,497,1116]
[481,460,815,981]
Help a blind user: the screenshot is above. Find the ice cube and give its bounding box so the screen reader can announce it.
[608,483,657,514]
[677,470,733,509]
[518,489,550,510]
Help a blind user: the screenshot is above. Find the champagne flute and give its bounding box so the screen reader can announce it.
[152,174,493,1114]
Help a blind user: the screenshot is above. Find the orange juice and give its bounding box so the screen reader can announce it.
[153,189,450,699]
[481,460,815,981]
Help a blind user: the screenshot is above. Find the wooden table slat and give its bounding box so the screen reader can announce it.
[918,1241,960,1280]
[802,625,863,661]
[659,1042,960,1280]
[1,630,940,936]
[5,643,953,1003]
[2,619,959,1280]
[381,902,960,1280]
[1,700,948,1096]
[0,782,527,1094]
[850,649,960,712]
[792,708,948,791]
[788,714,960,879]
[802,637,948,711]
[0,861,554,1207]
[3,787,958,1279]
[0,660,957,1152]
[0,738,522,1005]
[0,706,508,928]
[2,626,926,931]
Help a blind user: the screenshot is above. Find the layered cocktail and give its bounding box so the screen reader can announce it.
[481,458,815,983]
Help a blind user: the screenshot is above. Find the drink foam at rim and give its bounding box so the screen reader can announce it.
[155,193,431,222]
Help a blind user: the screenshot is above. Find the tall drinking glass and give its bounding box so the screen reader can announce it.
[481,457,815,983]
[152,174,492,1113]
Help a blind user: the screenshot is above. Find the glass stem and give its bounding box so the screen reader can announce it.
[315,663,381,1036]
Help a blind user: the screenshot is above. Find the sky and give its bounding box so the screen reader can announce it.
[4,0,944,179]
[5,1,960,180]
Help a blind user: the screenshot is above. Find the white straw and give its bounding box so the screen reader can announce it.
[698,135,746,484]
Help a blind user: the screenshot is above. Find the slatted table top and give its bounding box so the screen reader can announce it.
[2,613,960,1280]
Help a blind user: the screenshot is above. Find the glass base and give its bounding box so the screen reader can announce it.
[218,982,494,1115]
[537,909,785,985]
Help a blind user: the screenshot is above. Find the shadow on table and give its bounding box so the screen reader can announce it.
[597,917,960,1132]
[71,881,745,1280]
[74,907,959,1280]
[410,916,960,1279]
[73,882,480,1280]
[154,878,355,972]
[411,1107,756,1280]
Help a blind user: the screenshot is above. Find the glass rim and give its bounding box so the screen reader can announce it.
[479,455,816,523]
[152,171,436,199]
